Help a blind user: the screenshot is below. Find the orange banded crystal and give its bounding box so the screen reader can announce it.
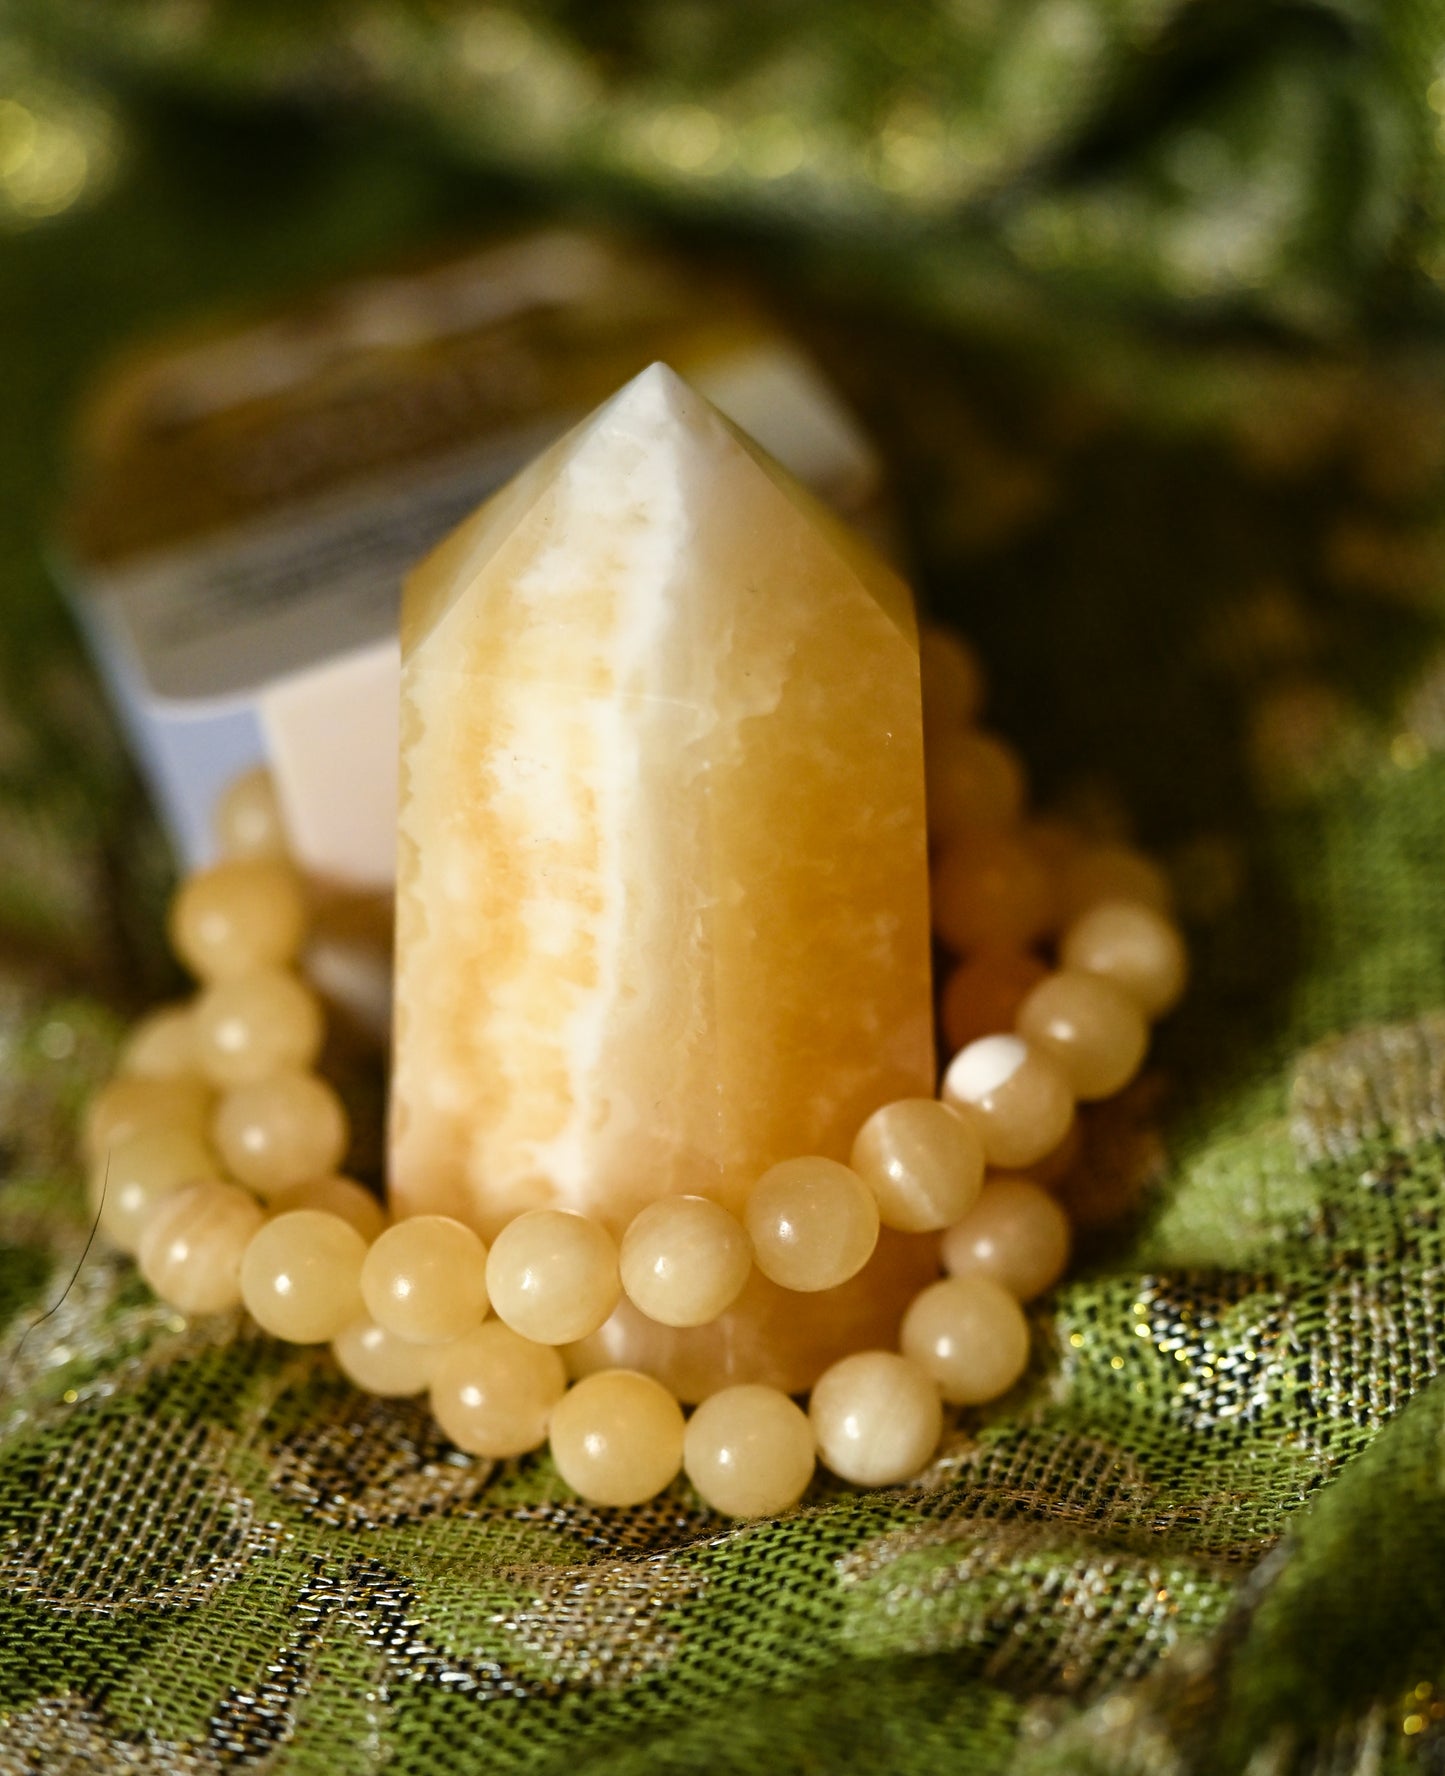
[390,363,934,1389]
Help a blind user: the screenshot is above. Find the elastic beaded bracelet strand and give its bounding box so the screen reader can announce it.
[83,619,1187,1519]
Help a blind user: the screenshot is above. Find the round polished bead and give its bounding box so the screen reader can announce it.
[746,1158,880,1293]
[240,1209,367,1343]
[548,1370,685,1506]
[919,624,985,731]
[939,950,1049,1054]
[213,1069,349,1194]
[91,1126,216,1253]
[430,1321,568,1457]
[486,1210,621,1345]
[900,1275,1031,1405]
[925,730,1026,839]
[168,859,308,983]
[1029,1116,1084,1189]
[332,1317,439,1398]
[931,830,1055,957]
[619,1196,751,1328]
[117,1003,198,1081]
[1061,900,1188,1018]
[941,1035,1075,1170]
[84,1075,212,1165]
[850,1099,985,1233]
[193,968,325,1089]
[809,1351,943,1487]
[683,1385,816,1519]
[267,1175,386,1243]
[214,767,289,861]
[1016,969,1149,1100]
[1058,843,1172,922]
[941,1176,1072,1302]
[137,1179,265,1316]
[361,1215,490,1346]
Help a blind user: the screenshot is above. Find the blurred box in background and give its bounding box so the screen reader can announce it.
[58,228,885,897]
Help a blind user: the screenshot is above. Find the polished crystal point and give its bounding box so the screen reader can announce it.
[391,363,932,1278]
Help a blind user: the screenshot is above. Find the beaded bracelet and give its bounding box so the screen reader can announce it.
[81,621,1187,1519]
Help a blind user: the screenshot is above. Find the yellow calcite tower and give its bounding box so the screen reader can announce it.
[391,363,932,1264]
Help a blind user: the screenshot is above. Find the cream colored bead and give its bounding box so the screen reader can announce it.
[925,730,1026,839]
[683,1384,816,1518]
[745,1158,880,1293]
[214,767,289,861]
[91,1126,216,1254]
[1015,969,1148,1100]
[809,1351,942,1487]
[939,950,1048,1054]
[117,1003,198,1081]
[239,1209,367,1343]
[169,859,307,982]
[931,830,1055,956]
[900,1275,1031,1405]
[213,1069,348,1194]
[84,1075,213,1166]
[1058,843,1172,922]
[941,1035,1075,1171]
[486,1210,620,1345]
[267,1175,386,1243]
[1061,900,1187,1019]
[941,1176,1071,1302]
[1029,1117,1083,1189]
[619,1196,751,1328]
[548,1370,685,1506]
[193,968,325,1088]
[430,1322,568,1457]
[137,1179,264,1315]
[332,1317,437,1397]
[850,1099,985,1233]
[919,624,985,731]
[360,1214,490,1346]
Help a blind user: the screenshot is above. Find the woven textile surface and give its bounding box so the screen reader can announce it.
[4,5,1445,1772]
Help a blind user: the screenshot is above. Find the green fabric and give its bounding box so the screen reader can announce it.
[4,6,1445,1773]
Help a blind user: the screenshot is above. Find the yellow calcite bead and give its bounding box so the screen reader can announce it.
[548,1369,685,1506]
[941,1035,1075,1171]
[683,1384,816,1518]
[486,1210,621,1345]
[193,969,325,1089]
[137,1179,264,1315]
[1015,969,1148,1100]
[239,1209,367,1344]
[360,1215,490,1346]
[746,1158,880,1293]
[925,729,1026,840]
[390,366,933,1246]
[91,1126,215,1253]
[430,1322,568,1457]
[84,1075,212,1166]
[619,1196,752,1328]
[169,859,307,983]
[809,1351,942,1487]
[941,1176,1071,1302]
[332,1317,438,1397]
[117,1003,198,1081]
[1061,901,1188,1019]
[212,1069,349,1195]
[849,1099,985,1233]
[919,624,985,731]
[900,1275,1031,1405]
[214,767,289,861]
[1058,843,1172,922]
[939,950,1049,1054]
[931,829,1055,957]
[267,1175,387,1243]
